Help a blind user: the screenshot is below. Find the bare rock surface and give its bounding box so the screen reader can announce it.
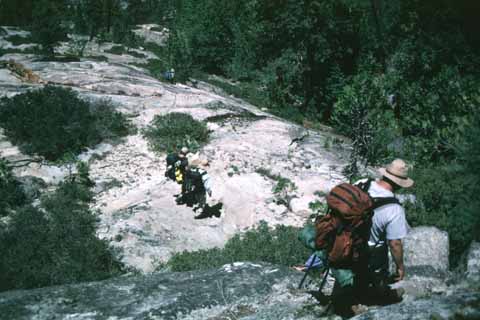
[0,263,332,320]
[133,24,168,46]
[352,291,480,320]
[390,227,451,299]
[465,242,480,282]
[0,28,350,272]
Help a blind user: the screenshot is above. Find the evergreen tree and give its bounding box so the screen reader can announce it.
[0,0,33,26]
[31,0,66,57]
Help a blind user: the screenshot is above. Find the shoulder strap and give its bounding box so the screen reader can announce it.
[372,197,400,210]
[357,178,373,192]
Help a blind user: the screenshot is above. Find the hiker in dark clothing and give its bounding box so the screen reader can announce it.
[163,68,175,84]
[185,158,212,218]
[165,147,189,202]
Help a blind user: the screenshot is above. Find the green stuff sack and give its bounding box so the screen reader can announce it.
[298,224,317,251]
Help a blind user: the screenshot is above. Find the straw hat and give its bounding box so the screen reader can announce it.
[378,159,414,188]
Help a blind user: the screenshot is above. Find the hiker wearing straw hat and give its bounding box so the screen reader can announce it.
[365,159,413,279]
[310,158,414,317]
[345,158,414,314]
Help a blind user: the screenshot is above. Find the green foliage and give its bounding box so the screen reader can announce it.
[195,73,267,109]
[167,29,194,82]
[166,221,310,272]
[255,168,296,194]
[406,113,480,265]
[143,112,209,154]
[5,34,33,46]
[0,0,34,26]
[30,0,66,56]
[0,159,27,217]
[0,164,123,291]
[0,86,134,161]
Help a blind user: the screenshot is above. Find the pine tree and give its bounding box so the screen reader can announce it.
[31,0,66,57]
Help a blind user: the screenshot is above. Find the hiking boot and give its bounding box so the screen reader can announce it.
[212,210,221,218]
[175,197,186,205]
[390,287,405,302]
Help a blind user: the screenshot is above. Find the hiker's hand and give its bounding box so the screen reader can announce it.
[292,265,307,272]
[394,267,405,281]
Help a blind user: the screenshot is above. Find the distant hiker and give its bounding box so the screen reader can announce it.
[299,159,413,317]
[163,68,175,84]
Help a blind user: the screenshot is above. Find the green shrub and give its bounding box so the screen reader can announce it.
[255,168,297,195]
[143,112,209,153]
[167,221,310,272]
[406,113,480,265]
[5,34,33,46]
[0,86,134,161]
[195,72,267,109]
[0,159,26,216]
[105,45,126,55]
[0,165,123,291]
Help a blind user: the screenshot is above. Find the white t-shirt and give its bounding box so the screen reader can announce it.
[360,180,409,246]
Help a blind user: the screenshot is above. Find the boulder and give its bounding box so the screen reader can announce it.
[466,241,480,282]
[391,227,450,298]
[400,226,449,275]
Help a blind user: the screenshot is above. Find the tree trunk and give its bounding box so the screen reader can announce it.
[370,0,386,70]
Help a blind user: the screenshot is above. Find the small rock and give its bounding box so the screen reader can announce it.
[289,196,316,217]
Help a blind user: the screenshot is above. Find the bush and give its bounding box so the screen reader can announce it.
[0,159,26,216]
[143,112,209,153]
[0,165,123,291]
[0,86,134,161]
[31,0,66,56]
[5,34,33,46]
[167,221,310,272]
[195,72,267,110]
[406,112,480,265]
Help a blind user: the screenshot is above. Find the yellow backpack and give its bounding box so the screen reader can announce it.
[175,168,183,184]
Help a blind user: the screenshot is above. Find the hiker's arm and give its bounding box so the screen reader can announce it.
[388,239,404,281]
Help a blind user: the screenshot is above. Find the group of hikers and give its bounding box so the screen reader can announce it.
[165,147,221,219]
[297,158,413,317]
[165,144,412,317]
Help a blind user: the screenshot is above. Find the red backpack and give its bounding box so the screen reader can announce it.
[315,180,399,268]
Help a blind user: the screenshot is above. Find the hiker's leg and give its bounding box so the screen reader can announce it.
[367,244,395,305]
[330,268,357,317]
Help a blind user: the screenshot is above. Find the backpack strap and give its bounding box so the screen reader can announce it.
[372,197,400,210]
[357,178,373,192]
